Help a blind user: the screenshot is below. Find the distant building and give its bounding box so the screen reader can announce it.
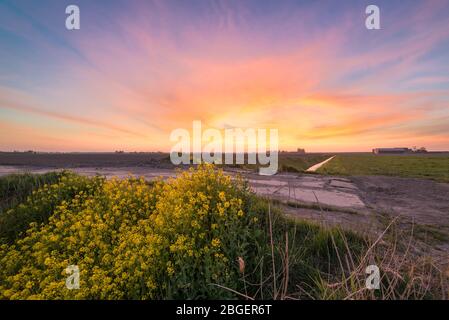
[412,146,428,153]
[297,148,306,154]
[372,148,411,154]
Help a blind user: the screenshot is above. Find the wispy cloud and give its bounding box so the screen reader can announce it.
[0,0,448,151]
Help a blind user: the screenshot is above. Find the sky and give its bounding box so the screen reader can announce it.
[0,0,449,152]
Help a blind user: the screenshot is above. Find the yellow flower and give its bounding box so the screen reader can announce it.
[167,266,175,277]
[0,165,255,300]
[211,238,221,247]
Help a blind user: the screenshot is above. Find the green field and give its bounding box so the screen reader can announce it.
[317,154,449,182]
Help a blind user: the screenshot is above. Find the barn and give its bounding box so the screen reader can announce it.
[372,148,411,154]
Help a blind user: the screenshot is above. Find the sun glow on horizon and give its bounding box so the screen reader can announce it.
[1,0,449,152]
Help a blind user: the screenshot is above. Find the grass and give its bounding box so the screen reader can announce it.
[240,197,368,299]
[270,198,360,215]
[317,154,449,182]
[0,171,65,213]
[0,171,104,244]
[412,224,449,244]
[237,199,448,300]
[0,169,446,299]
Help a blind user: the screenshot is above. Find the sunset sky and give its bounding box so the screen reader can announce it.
[1,0,449,152]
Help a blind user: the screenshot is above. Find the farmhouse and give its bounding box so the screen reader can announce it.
[372,148,411,154]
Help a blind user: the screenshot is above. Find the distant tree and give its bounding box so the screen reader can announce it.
[418,147,427,153]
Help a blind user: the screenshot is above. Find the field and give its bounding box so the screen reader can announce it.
[0,152,332,174]
[317,153,449,182]
[1,166,446,299]
[0,152,172,168]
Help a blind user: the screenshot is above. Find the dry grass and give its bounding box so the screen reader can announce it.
[215,200,448,300]
[313,219,448,300]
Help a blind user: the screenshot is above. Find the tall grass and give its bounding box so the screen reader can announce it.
[0,171,64,212]
[0,172,104,244]
[227,202,448,300]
